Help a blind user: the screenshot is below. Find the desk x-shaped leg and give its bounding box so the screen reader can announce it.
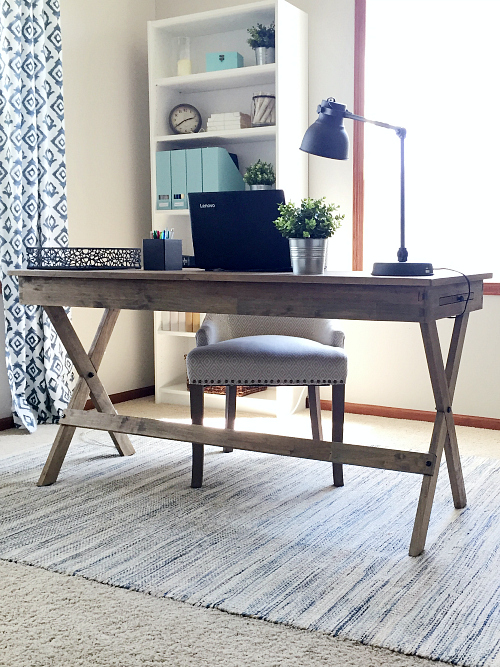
[409,312,469,556]
[37,306,135,486]
[37,304,469,557]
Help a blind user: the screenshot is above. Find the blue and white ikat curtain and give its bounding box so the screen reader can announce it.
[0,0,73,431]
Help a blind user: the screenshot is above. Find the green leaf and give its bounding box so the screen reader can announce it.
[273,197,344,238]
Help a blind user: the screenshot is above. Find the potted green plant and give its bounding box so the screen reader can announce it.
[273,197,344,274]
[247,22,275,65]
[243,160,276,190]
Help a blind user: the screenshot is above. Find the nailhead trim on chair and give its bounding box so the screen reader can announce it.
[193,378,344,385]
[187,324,348,388]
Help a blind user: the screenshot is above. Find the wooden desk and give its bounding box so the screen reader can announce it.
[12,268,492,556]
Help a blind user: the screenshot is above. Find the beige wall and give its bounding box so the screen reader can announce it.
[340,299,500,419]
[60,0,156,395]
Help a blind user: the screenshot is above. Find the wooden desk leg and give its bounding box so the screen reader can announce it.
[41,307,135,474]
[409,317,467,556]
[442,312,469,509]
[38,308,123,486]
[37,308,135,486]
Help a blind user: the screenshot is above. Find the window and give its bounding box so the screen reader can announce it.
[362,0,500,278]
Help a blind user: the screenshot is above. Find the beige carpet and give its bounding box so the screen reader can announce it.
[1,398,499,667]
[0,558,437,667]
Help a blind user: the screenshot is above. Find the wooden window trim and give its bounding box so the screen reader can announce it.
[484,283,500,295]
[352,0,366,271]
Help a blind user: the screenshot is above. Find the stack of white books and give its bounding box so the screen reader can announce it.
[207,112,251,131]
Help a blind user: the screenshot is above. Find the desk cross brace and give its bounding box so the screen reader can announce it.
[39,306,468,557]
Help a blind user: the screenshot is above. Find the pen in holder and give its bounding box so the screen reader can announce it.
[143,238,183,270]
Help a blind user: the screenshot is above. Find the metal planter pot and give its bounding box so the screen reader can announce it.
[254,47,275,65]
[249,184,273,190]
[288,238,328,275]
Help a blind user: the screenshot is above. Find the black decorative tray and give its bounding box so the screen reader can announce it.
[26,247,142,270]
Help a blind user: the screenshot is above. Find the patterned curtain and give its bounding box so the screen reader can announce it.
[0,0,73,431]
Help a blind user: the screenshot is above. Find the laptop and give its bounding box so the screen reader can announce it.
[188,190,292,272]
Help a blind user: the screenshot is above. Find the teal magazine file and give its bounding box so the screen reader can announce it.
[201,147,244,192]
[156,151,171,210]
[171,149,188,209]
[186,148,203,207]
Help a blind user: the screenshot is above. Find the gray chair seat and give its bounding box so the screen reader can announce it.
[185,314,348,490]
[187,334,347,386]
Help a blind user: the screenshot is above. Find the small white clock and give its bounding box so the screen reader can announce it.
[168,103,202,134]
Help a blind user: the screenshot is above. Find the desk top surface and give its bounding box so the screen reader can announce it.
[11,268,493,286]
[12,269,493,322]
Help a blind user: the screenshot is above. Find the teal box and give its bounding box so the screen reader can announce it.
[206,51,243,72]
[171,149,187,209]
[201,147,244,192]
[156,151,171,210]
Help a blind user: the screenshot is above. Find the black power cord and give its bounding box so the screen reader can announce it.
[434,268,471,318]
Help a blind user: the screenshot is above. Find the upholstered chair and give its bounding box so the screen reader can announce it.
[185,314,348,489]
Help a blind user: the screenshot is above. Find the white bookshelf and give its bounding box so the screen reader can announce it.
[148,0,308,415]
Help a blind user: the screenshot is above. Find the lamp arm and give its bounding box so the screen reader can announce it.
[344,109,408,262]
[343,110,406,137]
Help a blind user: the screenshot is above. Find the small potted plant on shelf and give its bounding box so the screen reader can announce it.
[247,21,275,65]
[273,197,344,275]
[243,160,276,190]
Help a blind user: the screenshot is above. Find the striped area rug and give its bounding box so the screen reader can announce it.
[1,431,500,667]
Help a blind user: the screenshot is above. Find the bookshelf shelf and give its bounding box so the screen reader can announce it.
[155,125,276,149]
[155,63,275,94]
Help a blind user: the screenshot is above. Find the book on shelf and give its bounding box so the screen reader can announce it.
[161,311,170,331]
[207,123,250,130]
[161,312,201,332]
[209,112,250,120]
[207,112,251,131]
[178,312,185,331]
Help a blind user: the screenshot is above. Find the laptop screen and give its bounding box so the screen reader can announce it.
[188,190,292,272]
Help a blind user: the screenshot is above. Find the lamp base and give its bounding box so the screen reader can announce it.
[372,262,434,277]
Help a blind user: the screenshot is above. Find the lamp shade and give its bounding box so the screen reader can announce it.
[300,99,350,159]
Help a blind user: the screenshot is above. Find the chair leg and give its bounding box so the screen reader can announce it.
[189,384,204,488]
[308,385,323,440]
[332,383,345,487]
[223,385,237,453]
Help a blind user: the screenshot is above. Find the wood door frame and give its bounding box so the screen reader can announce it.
[352,0,366,271]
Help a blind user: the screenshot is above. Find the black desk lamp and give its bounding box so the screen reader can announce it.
[300,97,433,276]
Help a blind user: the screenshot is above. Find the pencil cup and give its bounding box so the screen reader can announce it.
[143,239,182,270]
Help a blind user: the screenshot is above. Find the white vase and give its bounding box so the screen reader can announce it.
[288,238,328,275]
